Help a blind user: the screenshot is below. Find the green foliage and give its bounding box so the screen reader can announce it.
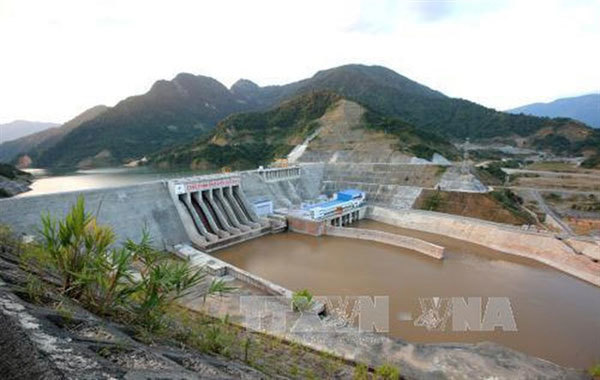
[126,230,207,332]
[490,189,534,224]
[152,91,340,169]
[477,162,508,184]
[39,196,116,296]
[589,362,600,377]
[532,134,572,154]
[203,277,237,304]
[196,315,236,356]
[581,154,600,169]
[422,191,442,211]
[292,289,314,312]
[78,247,137,315]
[374,364,400,379]
[362,111,459,160]
[353,363,369,380]
[36,197,224,332]
[25,274,45,304]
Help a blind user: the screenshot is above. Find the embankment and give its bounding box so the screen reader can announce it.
[367,206,600,286]
[325,225,444,259]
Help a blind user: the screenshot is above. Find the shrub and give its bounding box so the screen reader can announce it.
[37,197,222,331]
[25,274,45,304]
[292,289,314,312]
[589,362,600,377]
[126,231,206,332]
[375,364,400,379]
[40,196,115,297]
[422,191,442,211]
[353,363,369,380]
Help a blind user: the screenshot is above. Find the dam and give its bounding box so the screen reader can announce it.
[1,163,599,373]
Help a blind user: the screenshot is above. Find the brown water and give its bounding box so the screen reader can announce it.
[216,219,600,369]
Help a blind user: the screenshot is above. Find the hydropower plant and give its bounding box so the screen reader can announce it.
[1,162,599,372]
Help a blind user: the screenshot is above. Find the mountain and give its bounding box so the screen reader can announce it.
[35,64,600,168]
[0,120,59,144]
[35,74,262,168]
[151,91,459,170]
[0,105,108,166]
[507,94,600,128]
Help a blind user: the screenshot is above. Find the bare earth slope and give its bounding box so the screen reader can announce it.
[296,99,415,163]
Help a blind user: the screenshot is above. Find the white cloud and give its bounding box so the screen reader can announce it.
[0,0,598,123]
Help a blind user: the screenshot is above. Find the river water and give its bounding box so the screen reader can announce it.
[216,219,600,369]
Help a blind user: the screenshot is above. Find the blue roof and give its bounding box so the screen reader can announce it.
[338,189,363,197]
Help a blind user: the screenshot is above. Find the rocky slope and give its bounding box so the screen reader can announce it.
[0,163,32,197]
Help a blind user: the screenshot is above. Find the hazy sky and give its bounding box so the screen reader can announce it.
[0,0,598,124]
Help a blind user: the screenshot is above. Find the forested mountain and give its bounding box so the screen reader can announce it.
[507,94,600,128]
[0,120,58,144]
[151,91,459,170]
[31,64,600,168]
[34,74,262,168]
[0,105,108,166]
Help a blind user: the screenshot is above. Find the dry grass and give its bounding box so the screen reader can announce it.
[414,190,532,225]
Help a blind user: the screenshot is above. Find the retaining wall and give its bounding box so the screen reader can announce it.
[325,226,444,259]
[368,206,600,286]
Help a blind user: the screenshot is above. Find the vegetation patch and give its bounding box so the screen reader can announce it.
[151,91,341,169]
[415,189,535,225]
[362,111,459,160]
[581,155,600,169]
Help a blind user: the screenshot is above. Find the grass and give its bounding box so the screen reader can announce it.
[375,364,400,379]
[525,161,579,172]
[421,191,442,211]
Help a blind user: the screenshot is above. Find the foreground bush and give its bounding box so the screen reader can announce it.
[37,196,213,330]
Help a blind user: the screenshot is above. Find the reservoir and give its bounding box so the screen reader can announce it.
[216,219,600,369]
[19,167,209,196]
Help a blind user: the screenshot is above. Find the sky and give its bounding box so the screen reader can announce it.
[0,0,598,124]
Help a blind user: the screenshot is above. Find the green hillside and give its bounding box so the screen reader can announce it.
[152,92,341,169]
[151,91,460,170]
[35,74,258,168]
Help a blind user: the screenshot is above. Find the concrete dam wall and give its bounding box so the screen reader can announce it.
[0,165,324,249]
[0,181,189,249]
